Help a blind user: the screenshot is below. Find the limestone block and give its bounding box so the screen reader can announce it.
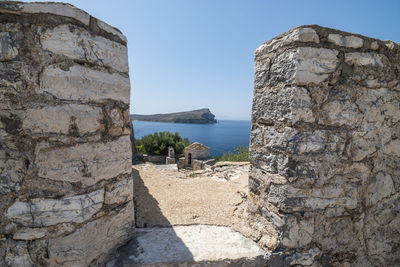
[287,248,321,266]
[108,108,124,136]
[366,173,394,206]
[370,41,379,50]
[35,136,132,186]
[328,34,363,48]
[192,159,203,171]
[356,88,399,124]
[13,228,46,240]
[255,27,319,55]
[19,2,90,26]
[345,52,385,67]
[268,184,357,212]
[351,125,391,161]
[48,201,135,267]
[105,175,133,205]
[281,217,314,248]
[381,139,400,157]
[39,64,130,104]
[0,158,25,193]
[22,104,103,135]
[264,127,346,155]
[254,57,270,89]
[0,32,18,61]
[40,25,128,73]
[5,242,34,267]
[269,47,339,85]
[96,19,127,43]
[5,189,104,226]
[252,86,314,125]
[321,99,363,126]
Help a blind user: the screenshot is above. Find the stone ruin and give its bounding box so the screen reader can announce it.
[0,2,399,267]
[165,146,176,164]
[249,25,399,266]
[0,2,133,266]
[177,142,215,170]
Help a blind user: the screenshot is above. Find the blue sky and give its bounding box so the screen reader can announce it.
[24,0,400,120]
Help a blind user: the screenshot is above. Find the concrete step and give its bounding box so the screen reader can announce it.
[107,225,268,267]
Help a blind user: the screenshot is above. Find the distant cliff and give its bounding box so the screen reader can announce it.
[131,109,217,124]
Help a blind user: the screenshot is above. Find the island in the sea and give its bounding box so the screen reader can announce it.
[131,108,217,124]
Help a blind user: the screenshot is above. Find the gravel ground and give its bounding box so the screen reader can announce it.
[133,162,250,230]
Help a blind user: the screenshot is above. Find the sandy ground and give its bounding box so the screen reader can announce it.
[133,162,250,229]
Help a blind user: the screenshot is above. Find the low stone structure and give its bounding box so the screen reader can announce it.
[166,146,176,164]
[178,142,212,170]
[249,25,399,266]
[0,2,133,266]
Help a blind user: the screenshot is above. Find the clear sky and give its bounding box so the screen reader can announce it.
[24,0,400,119]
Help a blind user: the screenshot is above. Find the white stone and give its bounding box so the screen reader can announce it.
[35,136,131,186]
[252,86,315,124]
[345,52,385,67]
[20,3,90,25]
[105,176,133,205]
[270,47,339,85]
[255,27,319,55]
[39,64,130,104]
[371,41,379,50]
[322,99,363,126]
[5,243,34,267]
[108,225,267,266]
[23,104,103,135]
[5,189,104,226]
[40,25,129,73]
[49,201,135,267]
[366,173,394,206]
[290,28,320,43]
[13,228,46,240]
[0,32,18,60]
[294,47,339,83]
[281,217,314,248]
[96,19,127,43]
[328,33,363,48]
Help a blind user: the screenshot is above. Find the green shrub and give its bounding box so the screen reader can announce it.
[215,146,249,162]
[135,131,190,155]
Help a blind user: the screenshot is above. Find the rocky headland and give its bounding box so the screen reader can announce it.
[131,108,217,124]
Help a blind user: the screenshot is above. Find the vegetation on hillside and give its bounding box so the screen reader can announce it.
[131,108,217,124]
[135,131,190,155]
[215,146,249,162]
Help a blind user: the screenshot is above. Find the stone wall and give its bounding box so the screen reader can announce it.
[0,2,133,266]
[249,25,399,266]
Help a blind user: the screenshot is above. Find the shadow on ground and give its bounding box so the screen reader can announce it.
[109,168,194,266]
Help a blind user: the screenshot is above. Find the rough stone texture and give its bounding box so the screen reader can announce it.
[40,25,129,73]
[250,25,400,266]
[0,2,133,266]
[48,201,135,267]
[108,225,267,266]
[5,189,104,227]
[35,136,131,186]
[39,64,130,104]
[22,104,103,135]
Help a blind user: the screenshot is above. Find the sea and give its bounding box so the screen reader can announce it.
[132,120,252,157]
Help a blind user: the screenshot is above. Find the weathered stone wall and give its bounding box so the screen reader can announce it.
[0,2,133,266]
[249,25,399,266]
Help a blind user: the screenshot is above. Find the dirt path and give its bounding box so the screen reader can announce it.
[133,162,251,231]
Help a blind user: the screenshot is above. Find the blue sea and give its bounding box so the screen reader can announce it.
[132,120,251,156]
